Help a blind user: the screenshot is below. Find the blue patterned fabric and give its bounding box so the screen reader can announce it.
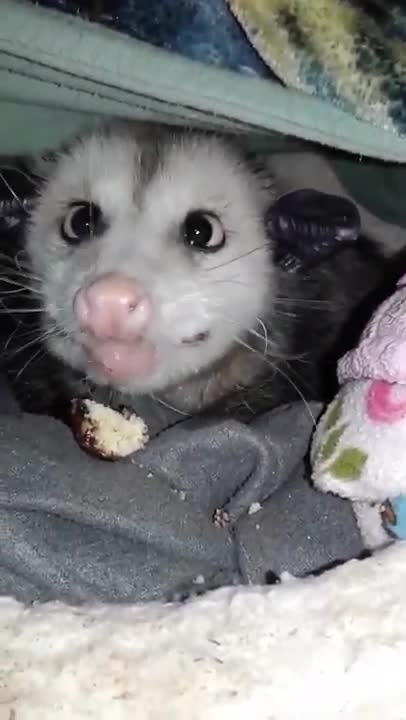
[30,0,406,139]
[31,0,275,79]
[24,1,406,230]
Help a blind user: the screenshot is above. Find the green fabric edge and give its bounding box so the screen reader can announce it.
[1,0,406,161]
[331,156,406,229]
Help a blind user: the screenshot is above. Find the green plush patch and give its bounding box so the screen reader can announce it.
[319,424,347,462]
[327,448,368,481]
[323,398,343,432]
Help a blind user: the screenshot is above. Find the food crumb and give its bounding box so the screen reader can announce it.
[70,399,149,460]
[193,575,205,585]
[213,508,230,527]
[248,502,262,515]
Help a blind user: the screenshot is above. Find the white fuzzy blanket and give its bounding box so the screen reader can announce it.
[1,543,406,720]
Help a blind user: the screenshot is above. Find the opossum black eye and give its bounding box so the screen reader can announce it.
[183,211,225,253]
[60,202,106,244]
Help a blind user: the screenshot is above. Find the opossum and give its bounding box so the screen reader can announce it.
[0,121,388,422]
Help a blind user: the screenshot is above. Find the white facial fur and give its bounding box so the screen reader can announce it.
[26,122,274,396]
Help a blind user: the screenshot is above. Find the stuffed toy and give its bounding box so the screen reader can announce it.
[312,272,406,550]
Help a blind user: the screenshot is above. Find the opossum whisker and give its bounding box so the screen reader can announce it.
[0,269,40,286]
[244,323,308,363]
[251,324,313,378]
[206,279,299,321]
[151,393,191,418]
[4,326,41,351]
[206,273,338,315]
[205,243,268,272]
[233,335,317,426]
[3,321,26,351]
[1,262,39,277]
[8,334,48,358]
[0,249,37,267]
[0,276,42,296]
[0,273,37,286]
[275,296,334,309]
[15,346,47,381]
[0,263,41,284]
[208,282,335,313]
[0,165,40,189]
[272,308,299,320]
[0,286,33,297]
[208,305,294,362]
[212,306,313,396]
[0,307,42,314]
[15,252,38,277]
[0,170,26,211]
[256,317,269,356]
[5,325,60,358]
[208,277,252,289]
[0,277,42,303]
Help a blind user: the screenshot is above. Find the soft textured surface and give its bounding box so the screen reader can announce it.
[0,373,364,604]
[1,542,406,719]
[30,0,275,79]
[312,381,401,548]
[312,272,406,548]
[229,0,406,136]
[338,272,406,384]
[1,0,406,160]
[4,0,406,229]
[28,0,406,138]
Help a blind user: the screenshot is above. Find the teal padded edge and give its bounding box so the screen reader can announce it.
[331,155,406,229]
[1,0,406,160]
[0,101,100,155]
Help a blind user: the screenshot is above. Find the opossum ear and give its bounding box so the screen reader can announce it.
[0,164,39,237]
[267,189,361,273]
[29,151,59,180]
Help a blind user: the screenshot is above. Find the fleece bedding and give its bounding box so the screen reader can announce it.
[1,0,406,226]
[0,375,365,604]
[1,542,406,719]
[0,0,406,164]
[0,3,406,716]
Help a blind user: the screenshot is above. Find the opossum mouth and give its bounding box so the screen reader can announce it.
[181,331,210,345]
[84,338,157,383]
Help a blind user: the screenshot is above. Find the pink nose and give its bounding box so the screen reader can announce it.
[73,272,152,341]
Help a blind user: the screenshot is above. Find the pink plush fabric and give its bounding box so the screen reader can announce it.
[338,273,406,385]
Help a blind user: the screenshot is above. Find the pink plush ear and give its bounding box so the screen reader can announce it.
[338,286,406,385]
[397,273,406,288]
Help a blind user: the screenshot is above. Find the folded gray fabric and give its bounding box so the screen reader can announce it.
[0,385,364,604]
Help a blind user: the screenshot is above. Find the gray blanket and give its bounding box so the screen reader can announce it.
[0,377,364,604]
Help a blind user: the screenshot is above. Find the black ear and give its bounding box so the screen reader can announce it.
[266,189,361,273]
[0,165,39,238]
